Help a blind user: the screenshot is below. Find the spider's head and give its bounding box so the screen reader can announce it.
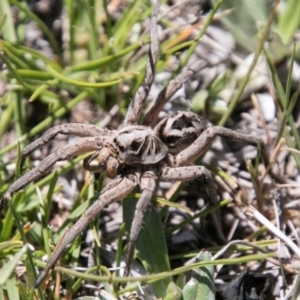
[112,126,168,165]
[155,111,206,154]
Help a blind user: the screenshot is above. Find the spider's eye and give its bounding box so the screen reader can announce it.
[172,119,183,130]
[173,117,194,130]
[166,136,178,145]
[118,145,125,152]
[184,121,194,128]
[114,138,125,152]
[130,140,141,151]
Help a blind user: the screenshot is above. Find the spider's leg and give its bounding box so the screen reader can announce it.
[175,126,266,166]
[34,173,139,288]
[0,137,104,210]
[22,123,112,157]
[161,166,218,204]
[143,61,206,127]
[124,1,159,125]
[124,170,157,276]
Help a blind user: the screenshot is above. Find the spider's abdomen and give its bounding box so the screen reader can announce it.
[155,111,206,154]
[112,126,167,165]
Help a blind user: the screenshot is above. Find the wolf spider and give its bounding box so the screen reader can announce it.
[0,3,266,289]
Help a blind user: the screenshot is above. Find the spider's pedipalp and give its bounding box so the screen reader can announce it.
[0,137,104,210]
[83,145,119,178]
[34,173,139,288]
[22,123,111,157]
[161,165,219,204]
[175,126,266,166]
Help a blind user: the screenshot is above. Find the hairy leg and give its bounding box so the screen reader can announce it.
[124,1,159,125]
[161,166,218,204]
[0,137,104,210]
[124,170,157,276]
[143,61,206,127]
[34,173,139,287]
[22,124,112,157]
[174,126,266,166]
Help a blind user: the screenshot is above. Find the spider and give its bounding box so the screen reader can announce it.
[0,110,266,287]
[0,3,267,288]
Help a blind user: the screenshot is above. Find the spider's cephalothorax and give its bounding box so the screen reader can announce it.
[112,126,168,165]
[87,126,168,178]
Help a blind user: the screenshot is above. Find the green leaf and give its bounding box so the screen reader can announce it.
[277,0,300,44]
[164,282,183,300]
[4,277,20,300]
[182,251,215,300]
[219,0,270,51]
[190,90,208,113]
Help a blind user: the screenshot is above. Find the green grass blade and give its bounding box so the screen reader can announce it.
[263,48,286,107]
[7,202,46,300]
[8,0,61,56]
[0,91,88,156]
[219,0,280,126]
[0,0,17,42]
[177,0,222,73]
[47,65,122,87]
[285,44,296,109]
[0,96,13,138]
[115,223,126,279]
[69,41,144,73]
[0,244,27,286]
[112,0,148,50]
[166,199,232,235]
